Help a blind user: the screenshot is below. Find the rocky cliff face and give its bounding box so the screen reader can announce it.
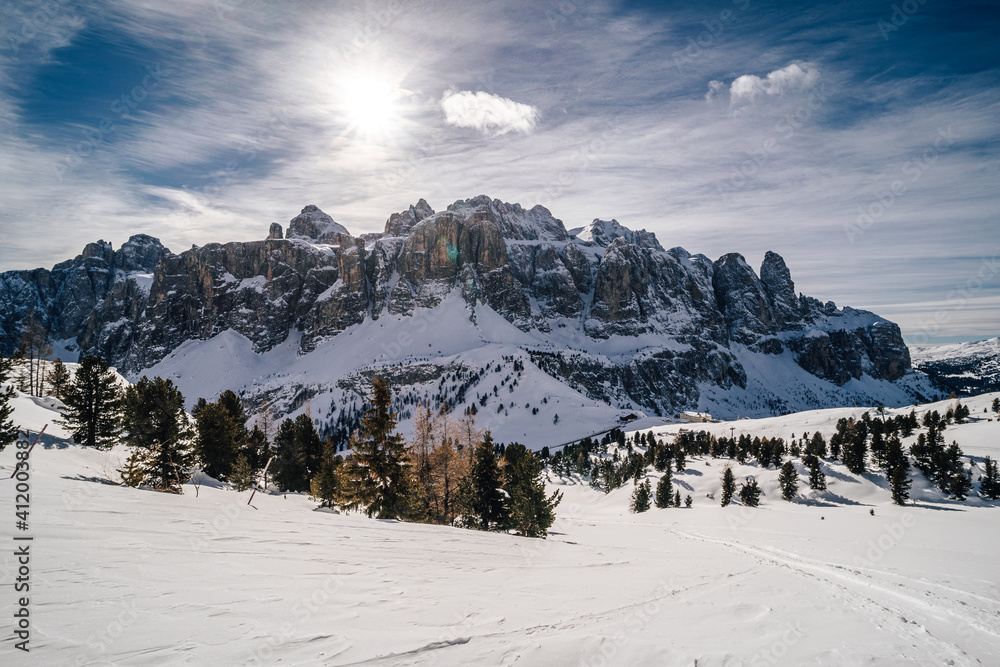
[0,196,915,418]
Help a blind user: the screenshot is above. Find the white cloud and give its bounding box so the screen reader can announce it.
[440,90,539,136]
[728,62,819,104]
[705,80,725,101]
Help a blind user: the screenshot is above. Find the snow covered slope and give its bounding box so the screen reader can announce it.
[139,289,938,448]
[2,386,999,665]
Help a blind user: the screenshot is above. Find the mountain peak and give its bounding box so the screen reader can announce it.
[441,195,568,242]
[385,199,435,237]
[577,219,661,250]
[287,205,351,243]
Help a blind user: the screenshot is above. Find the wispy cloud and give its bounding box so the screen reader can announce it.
[440,90,538,136]
[0,1,997,342]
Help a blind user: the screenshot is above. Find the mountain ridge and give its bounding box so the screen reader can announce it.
[0,195,938,443]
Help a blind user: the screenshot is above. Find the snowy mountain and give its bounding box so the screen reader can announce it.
[910,337,1000,396]
[0,196,941,445]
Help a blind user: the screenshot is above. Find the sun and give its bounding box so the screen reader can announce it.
[339,73,401,141]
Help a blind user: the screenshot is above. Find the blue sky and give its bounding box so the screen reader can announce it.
[1,0,997,343]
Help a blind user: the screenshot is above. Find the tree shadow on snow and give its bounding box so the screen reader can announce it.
[61,474,120,486]
[31,433,71,450]
[823,468,859,484]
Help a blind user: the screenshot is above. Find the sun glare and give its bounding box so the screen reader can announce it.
[339,73,401,140]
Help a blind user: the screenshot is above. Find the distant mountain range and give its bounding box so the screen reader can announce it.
[910,338,1000,397]
[0,196,944,445]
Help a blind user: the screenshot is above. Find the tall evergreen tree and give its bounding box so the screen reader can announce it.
[869,431,886,469]
[271,415,324,492]
[948,459,972,501]
[121,376,193,492]
[807,432,828,458]
[890,464,911,505]
[778,460,798,501]
[804,454,827,491]
[884,435,907,474]
[979,456,1000,500]
[341,377,416,519]
[503,444,562,538]
[673,489,681,508]
[457,431,508,530]
[57,355,123,449]
[272,418,308,492]
[0,355,18,452]
[310,440,343,507]
[194,401,242,481]
[630,478,651,513]
[842,423,868,475]
[654,464,673,509]
[721,466,736,507]
[739,476,761,507]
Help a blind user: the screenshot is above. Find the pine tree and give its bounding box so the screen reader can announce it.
[807,432,827,458]
[194,401,241,481]
[230,453,258,492]
[869,431,886,469]
[673,489,682,507]
[0,355,17,453]
[121,376,193,493]
[46,358,70,400]
[804,454,827,491]
[890,464,911,505]
[272,418,308,491]
[654,465,673,509]
[739,476,761,507]
[57,355,123,449]
[842,425,868,475]
[979,456,1000,500]
[721,466,736,507]
[949,462,972,501]
[341,377,416,520]
[778,460,798,501]
[884,434,907,473]
[992,398,1000,415]
[117,448,147,487]
[673,443,686,471]
[503,444,563,538]
[309,441,343,507]
[630,479,651,513]
[457,431,508,530]
[684,494,692,508]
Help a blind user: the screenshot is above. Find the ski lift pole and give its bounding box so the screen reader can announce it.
[10,424,47,478]
[247,456,274,506]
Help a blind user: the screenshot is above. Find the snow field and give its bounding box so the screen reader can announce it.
[0,390,998,664]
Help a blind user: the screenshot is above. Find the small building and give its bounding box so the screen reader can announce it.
[679,411,713,423]
[618,413,638,423]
